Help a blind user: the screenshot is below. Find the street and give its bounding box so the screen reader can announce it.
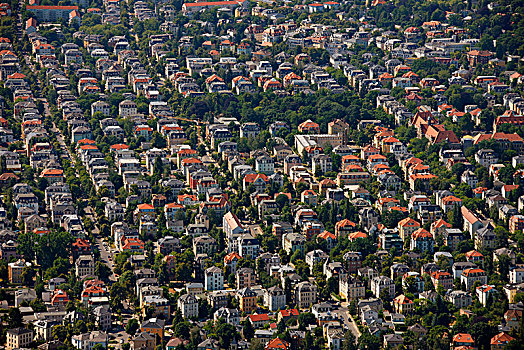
[331,299,361,342]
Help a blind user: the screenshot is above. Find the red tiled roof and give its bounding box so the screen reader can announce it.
[453,333,474,343]
[183,1,243,7]
[490,333,515,345]
[27,5,78,9]
[412,228,432,239]
[249,313,270,322]
[279,309,299,317]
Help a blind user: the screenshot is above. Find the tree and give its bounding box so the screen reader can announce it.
[496,254,511,282]
[125,318,139,335]
[357,330,380,350]
[249,339,265,350]
[298,312,316,330]
[95,261,111,281]
[275,194,289,209]
[8,308,22,328]
[382,210,405,228]
[242,319,254,340]
[21,265,35,286]
[174,321,191,339]
[448,204,463,229]
[343,331,357,350]
[214,320,239,348]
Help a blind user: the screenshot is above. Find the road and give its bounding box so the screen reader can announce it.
[95,235,117,282]
[86,205,116,283]
[51,121,74,161]
[331,299,361,342]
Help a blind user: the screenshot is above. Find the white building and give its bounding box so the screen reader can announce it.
[264,286,286,311]
[371,276,395,299]
[510,268,524,284]
[205,266,224,291]
[177,294,199,319]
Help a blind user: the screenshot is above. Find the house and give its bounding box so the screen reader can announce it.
[71,331,108,350]
[467,50,493,66]
[249,313,270,328]
[193,235,217,256]
[205,266,224,291]
[398,218,421,241]
[441,228,463,251]
[27,5,79,22]
[240,123,261,139]
[223,211,245,253]
[298,120,320,133]
[140,318,165,342]
[294,281,317,309]
[214,307,240,326]
[9,259,31,284]
[431,271,453,290]
[335,219,357,238]
[339,275,365,301]
[277,308,299,324]
[283,233,306,254]
[237,287,257,313]
[301,189,318,206]
[383,334,404,348]
[75,255,95,278]
[236,267,256,289]
[6,328,33,350]
[510,268,524,284]
[264,286,286,311]
[462,206,484,238]
[312,154,332,174]
[446,290,472,308]
[265,338,289,350]
[461,170,478,188]
[504,309,522,331]
[177,294,198,319]
[476,284,497,306]
[490,333,515,350]
[402,272,424,293]
[461,268,487,290]
[243,173,269,192]
[509,215,524,233]
[475,149,498,168]
[132,332,155,350]
[371,276,395,299]
[452,333,475,349]
[393,295,413,314]
[465,250,484,266]
[305,250,329,272]
[410,228,434,252]
[317,230,337,249]
[475,227,497,250]
[255,155,274,175]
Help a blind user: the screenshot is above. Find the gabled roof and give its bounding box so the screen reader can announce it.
[453,333,474,344]
[266,338,289,350]
[412,228,432,239]
[490,332,515,345]
[249,313,270,322]
[398,217,420,228]
[137,204,154,211]
[318,230,336,240]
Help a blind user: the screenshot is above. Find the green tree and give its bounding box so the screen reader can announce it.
[242,319,254,340]
[125,318,139,335]
[357,330,380,350]
[343,331,357,350]
[8,308,23,328]
[95,261,111,281]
